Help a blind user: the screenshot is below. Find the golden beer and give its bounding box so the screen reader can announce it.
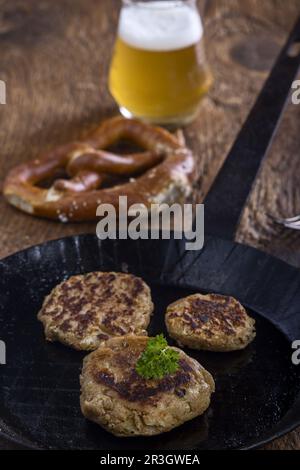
[109,0,212,125]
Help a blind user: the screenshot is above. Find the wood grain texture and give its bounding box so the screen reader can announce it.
[0,0,299,449]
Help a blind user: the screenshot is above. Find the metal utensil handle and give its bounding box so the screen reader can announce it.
[204,16,300,240]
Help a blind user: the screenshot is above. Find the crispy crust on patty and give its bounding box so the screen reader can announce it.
[38,272,153,351]
[165,293,256,352]
[80,336,215,436]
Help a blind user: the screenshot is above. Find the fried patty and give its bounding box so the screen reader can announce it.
[165,293,256,352]
[80,336,215,436]
[38,272,153,351]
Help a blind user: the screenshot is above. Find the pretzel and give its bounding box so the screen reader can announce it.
[3,117,196,222]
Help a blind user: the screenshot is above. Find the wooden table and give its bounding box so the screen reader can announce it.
[0,0,299,450]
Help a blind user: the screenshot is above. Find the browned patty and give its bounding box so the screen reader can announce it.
[165,293,256,352]
[38,272,153,350]
[80,336,215,436]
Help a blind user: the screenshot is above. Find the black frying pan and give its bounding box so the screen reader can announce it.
[0,17,300,450]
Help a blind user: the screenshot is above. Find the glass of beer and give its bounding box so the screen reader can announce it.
[109,0,213,126]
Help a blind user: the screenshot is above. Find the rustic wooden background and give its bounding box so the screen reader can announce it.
[0,0,300,449]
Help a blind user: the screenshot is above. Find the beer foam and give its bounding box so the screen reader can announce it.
[118,1,203,51]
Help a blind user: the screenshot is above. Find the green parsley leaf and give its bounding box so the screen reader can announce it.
[136,334,180,380]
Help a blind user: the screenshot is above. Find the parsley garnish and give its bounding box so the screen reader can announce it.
[136,334,180,380]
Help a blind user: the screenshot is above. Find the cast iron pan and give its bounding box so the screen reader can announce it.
[0,18,300,450]
[0,235,300,450]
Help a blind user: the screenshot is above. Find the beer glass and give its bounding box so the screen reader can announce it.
[109,0,213,126]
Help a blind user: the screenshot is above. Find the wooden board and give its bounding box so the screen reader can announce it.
[0,0,300,449]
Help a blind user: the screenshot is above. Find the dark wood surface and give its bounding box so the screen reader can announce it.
[0,0,300,449]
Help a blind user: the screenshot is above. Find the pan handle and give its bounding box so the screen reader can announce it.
[204,16,300,240]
